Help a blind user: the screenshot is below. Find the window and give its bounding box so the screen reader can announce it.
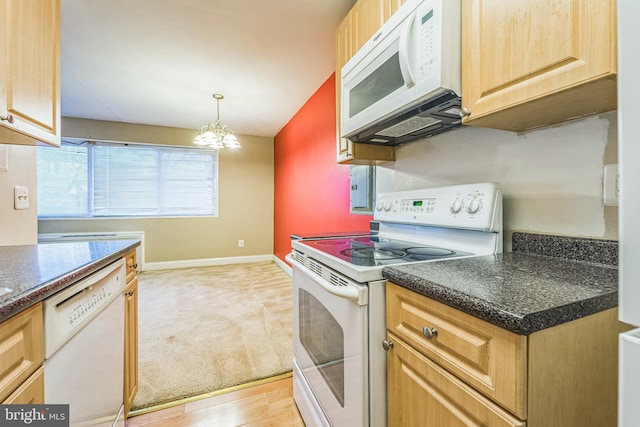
[37,140,218,218]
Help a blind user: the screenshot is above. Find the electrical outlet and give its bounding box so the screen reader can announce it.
[14,185,29,210]
[238,240,245,248]
[603,164,619,206]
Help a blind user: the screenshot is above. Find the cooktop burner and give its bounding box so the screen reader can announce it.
[301,235,473,267]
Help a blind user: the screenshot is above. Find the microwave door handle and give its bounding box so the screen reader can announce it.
[399,11,416,88]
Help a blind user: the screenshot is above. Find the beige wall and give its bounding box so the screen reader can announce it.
[0,144,38,245]
[38,118,275,263]
[377,112,619,250]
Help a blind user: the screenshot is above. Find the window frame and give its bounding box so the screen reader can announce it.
[37,138,219,219]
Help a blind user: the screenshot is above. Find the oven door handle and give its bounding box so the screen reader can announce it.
[286,254,366,305]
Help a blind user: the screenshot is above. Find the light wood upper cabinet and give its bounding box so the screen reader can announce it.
[352,0,385,51]
[335,0,398,165]
[461,0,617,132]
[0,0,61,147]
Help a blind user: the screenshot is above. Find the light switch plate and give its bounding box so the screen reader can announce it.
[14,185,29,210]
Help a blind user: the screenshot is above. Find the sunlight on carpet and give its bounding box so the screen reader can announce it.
[132,261,293,410]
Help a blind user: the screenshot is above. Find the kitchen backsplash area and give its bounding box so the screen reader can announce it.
[377,111,618,249]
[0,144,38,245]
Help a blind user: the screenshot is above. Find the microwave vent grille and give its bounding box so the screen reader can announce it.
[377,116,442,138]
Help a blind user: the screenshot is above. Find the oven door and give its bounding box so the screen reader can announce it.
[291,259,368,427]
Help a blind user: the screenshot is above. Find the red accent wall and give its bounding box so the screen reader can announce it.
[273,74,373,263]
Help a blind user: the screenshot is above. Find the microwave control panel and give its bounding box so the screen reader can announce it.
[418,8,436,77]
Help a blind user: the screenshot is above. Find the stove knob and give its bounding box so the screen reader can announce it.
[450,198,463,214]
[375,201,384,211]
[383,201,392,211]
[466,198,481,214]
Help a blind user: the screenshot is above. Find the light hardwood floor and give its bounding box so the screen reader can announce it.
[125,376,305,427]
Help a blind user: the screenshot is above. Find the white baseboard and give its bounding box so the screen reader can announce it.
[143,254,288,272]
[274,255,292,277]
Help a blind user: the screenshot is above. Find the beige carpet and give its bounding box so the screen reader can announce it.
[132,261,293,410]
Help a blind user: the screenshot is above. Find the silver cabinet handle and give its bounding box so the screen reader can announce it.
[0,114,15,124]
[460,107,471,118]
[422,326,438,340]
[382,340,394,351]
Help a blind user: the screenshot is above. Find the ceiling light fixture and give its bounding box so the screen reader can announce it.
[193,94,240,149]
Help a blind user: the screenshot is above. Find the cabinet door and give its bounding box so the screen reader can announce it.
[353,0,385,51]
[124,277,138,417]
[125,250,137,284]
[2,367,44,404]
[387,334,525,427]
[462,0,616,132]
[0,0,60,147]
[0,303,44,402]
[383,0,407,22]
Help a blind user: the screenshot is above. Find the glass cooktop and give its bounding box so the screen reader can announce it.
[300,235,473,267]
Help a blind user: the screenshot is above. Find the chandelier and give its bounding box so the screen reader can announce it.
[193,94,241,149]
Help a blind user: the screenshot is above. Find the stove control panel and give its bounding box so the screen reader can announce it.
[374,182,502,231]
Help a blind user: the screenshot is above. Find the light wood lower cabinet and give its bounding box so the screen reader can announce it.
[124,251,139,418]
[388,333,524,427]
[386,282,628,427]
[0,302,44,403]
[2,367,44,404]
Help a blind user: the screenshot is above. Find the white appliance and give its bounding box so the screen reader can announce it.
[340,0,462,146]
[287,182,502,427]
[618,2,640,426]
[44,259,126,427]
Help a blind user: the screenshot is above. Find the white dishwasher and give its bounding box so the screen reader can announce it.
[44,258,126,427]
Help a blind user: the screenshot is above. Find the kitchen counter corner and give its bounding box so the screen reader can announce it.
[0,239,140,322]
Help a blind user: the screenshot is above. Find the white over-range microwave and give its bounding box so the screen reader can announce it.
[341,0,462,146]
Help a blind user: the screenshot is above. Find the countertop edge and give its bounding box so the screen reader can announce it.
[0,241,140,323]
[382,262,619,335]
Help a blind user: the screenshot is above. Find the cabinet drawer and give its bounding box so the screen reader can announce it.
[387,282,527,418]
[2,367,44,404]
[387,334,525,427]
[0,303,44,402]
[125,250,137,283]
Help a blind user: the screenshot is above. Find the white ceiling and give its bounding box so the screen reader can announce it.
[60,0,356,138]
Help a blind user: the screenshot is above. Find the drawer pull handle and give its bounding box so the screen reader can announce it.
[422,326,438,340]
[0,113,15,123]
[382,340,394,351]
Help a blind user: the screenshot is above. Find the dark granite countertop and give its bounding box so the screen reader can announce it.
[382,249,618,335]
[0,240,140,322]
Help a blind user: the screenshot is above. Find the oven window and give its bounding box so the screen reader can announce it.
[349,51,404,118]
[299,289,345,407]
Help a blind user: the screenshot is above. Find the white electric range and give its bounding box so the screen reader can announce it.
[287,182,503,427]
